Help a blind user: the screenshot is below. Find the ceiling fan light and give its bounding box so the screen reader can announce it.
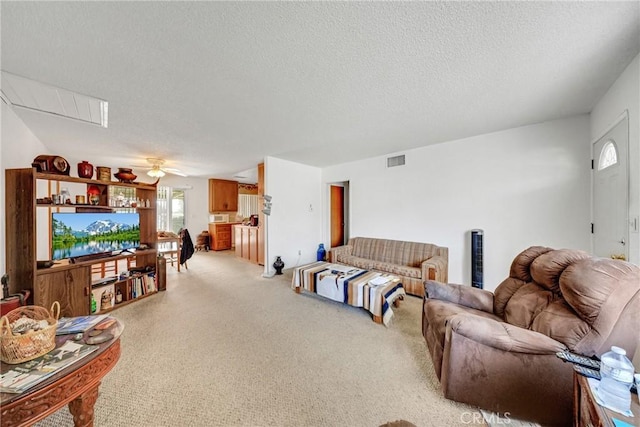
[147,168,165,178]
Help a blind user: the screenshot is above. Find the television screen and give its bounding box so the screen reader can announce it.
[51,212,141,261]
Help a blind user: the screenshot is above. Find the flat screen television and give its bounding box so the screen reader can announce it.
[51,212,140,261]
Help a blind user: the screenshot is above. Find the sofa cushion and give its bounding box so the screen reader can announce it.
[531,300,591,351]
[503,283,554,329]
[335,255,372,271]
[493,277,526,319]
[369,261,421,278]
[424,299,502,348]
[559,257,640,354]
[530,249,590,293]
[509,246,553,282]
[350,237,438,267]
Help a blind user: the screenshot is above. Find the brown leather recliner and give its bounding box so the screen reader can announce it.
[422,246,640,426]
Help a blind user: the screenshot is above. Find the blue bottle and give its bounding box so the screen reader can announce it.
[317,244,326,261]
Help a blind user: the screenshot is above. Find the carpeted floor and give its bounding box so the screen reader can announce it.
[34,250,486,427]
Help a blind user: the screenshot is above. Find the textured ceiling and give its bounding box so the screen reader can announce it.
[1,1,639,181]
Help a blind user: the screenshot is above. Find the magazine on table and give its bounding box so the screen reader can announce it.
[56,314,110,335]
[0,341,98,394]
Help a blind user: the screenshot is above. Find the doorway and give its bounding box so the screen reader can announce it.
[330,182,349,248]
[592,114,629,260]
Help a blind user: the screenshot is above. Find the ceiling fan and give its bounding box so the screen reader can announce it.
[132,158,187,178]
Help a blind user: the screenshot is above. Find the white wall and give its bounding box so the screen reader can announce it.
[264,156,322,275]
[322,115,591,291]
[0,103,49,286]
[590,54,639,266]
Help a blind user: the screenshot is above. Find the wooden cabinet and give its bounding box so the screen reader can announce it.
[249,227,258,263]
[208,179,238,212]
[208,223,233,251]
[4,168,160,318]
[234,225,261,264]
[35,266,90,318]
[235,227,243,257]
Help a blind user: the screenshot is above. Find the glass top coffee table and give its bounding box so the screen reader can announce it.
[291,262,405,326]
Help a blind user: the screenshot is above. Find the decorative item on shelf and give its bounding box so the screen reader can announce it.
[87,185,101,205]
[90,293,97,313]
[60,188,71,204]
[115,288,123,304]
[273,256,285,275]
[100,289,114,311]
[75,195,86,204]
[31,155,70,175]
[317,243,326,261]
[1,275,31,316]
[77,160,94,179]
[114,167,137,183]
[96,166,111,181]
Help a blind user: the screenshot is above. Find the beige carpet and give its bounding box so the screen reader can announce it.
[34,250,485,427]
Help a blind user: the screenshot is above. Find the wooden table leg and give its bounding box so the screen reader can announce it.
[68,384,100,427]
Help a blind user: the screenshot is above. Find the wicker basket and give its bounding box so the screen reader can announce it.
[0,301,60,364]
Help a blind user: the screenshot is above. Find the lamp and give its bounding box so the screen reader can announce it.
[147,166,165,178]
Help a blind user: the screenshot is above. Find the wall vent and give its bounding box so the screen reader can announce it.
[387,155,405,168]
[1,70,108,127]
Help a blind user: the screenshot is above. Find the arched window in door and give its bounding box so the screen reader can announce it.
[598,140,618,170]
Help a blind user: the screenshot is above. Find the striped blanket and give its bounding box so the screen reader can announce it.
[292,262,405,326]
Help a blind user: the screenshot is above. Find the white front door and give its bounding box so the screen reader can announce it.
[592,115,629,260]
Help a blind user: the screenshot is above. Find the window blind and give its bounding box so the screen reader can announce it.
[238,194,259,218]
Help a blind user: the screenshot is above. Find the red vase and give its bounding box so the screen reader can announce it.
[77,161,94,179]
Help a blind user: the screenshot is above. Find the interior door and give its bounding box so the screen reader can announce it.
[330,185,345,247]
[593,116,628,260]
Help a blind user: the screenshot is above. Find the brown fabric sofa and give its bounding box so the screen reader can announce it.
[422,246,640,426]
[330,237,448,297]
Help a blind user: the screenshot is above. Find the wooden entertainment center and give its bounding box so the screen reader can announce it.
[5,168,162,318]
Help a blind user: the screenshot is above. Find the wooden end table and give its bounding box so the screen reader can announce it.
[573,372,639,426]
[1,319,123,427]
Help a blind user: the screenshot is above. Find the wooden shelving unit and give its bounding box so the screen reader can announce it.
[91,270,157,315]
[4,167,161,317]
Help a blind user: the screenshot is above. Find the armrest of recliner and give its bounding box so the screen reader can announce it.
[421,255,448,282]
[447,313,567,354]
[329,244,352,262]
[424,280,494,313]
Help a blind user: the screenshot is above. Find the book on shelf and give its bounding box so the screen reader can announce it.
[56,314,110,335]
[130,272,156,299]
[0,341,98,394]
